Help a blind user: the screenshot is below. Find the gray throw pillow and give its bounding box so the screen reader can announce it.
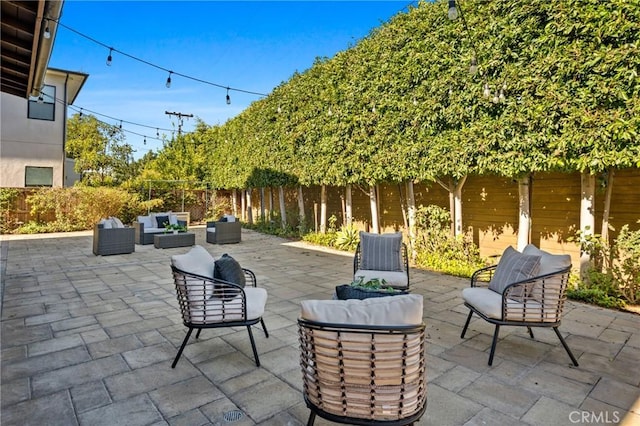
[214,254,246,300]
[488,246,541,295]
[155,215,169,228]
[359,231,403,271]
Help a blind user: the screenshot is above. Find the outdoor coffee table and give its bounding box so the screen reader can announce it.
[153,232,195,249]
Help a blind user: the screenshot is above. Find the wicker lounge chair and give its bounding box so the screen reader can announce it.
[92,223,135,256]
[461,245,578,366]
[354,232,410,290]
[206,221,241,244]
[299,295,427,425]
[170,246,268,368]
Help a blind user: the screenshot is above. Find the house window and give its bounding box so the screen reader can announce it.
[25,166,53,187]
[28,84,55,121]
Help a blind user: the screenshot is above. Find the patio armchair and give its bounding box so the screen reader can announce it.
[460,244,578,366]
[170,246,268,368]
[206,220,241,244]
[299,294,427,425]
[92,221,135,256]
[353,232,409,290]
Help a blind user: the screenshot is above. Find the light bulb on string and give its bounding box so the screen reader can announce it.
[499,82,506,103]
[483,83,491,98]
[226,87,231,105]
[448,0,458,20]
[79,108,83,118]
[156,128,160,137]
[469,55,478,75]
[166,71,173,88]
[43,20,51,39]
[119,120,122,129]
[143,136,147,145]
[106,48,113,66]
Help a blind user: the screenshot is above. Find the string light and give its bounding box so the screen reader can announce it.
[79,108,83,118]
[469,55,478,75]
[43,19,51,39]
[106,48,113,66]
[119,120,122,129]
[143,136,147,145]
[166,71,172,88]
[49,18,267,99]
[226,87,231,105]
[156,128,160,137]
[447,0,459,20]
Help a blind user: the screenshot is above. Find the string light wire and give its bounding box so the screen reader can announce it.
[46,18,268,98]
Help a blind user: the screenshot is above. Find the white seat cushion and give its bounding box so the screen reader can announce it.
[206,227,216,233]
[137,215,153,228]
[143,227,165,233]
[190,287,267,321]
[462,287,503,319]
[354,269,408,289]
[522,244,571,275]
[171,245,215,279]
[463,287,555,322]
[300,294,423,326]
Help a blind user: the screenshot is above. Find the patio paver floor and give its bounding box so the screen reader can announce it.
[1,228,639,425]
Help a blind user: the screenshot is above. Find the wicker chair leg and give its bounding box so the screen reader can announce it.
[246,325,260,367]
[553,327,579,367]
[195,329,202,339]
[306,412,316,426]
[260,318,269,338]
[488,325,501,366]
[172,327,194,368]
[527,326,534,339]
[461,310,473,338]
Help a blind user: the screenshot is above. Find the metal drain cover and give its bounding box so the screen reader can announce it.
[223,409,244,423]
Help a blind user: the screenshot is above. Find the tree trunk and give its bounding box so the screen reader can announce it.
[297,186,306,227]
[398,183,408,231]
[320,185,327,233]
[369,184,380,234]
[517,175,531,251]
[580,173,596,279]
[268,187,274,221]
[601,169,614,245]
[453,176,467,237]
[406,180,417,260]
[260,187,266,222]
[240,189,246,221]
[345,184,353,226]
[246,188,253,224]
[278,186,287,229]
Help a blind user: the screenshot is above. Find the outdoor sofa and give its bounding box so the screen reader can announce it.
[133,212,187,245]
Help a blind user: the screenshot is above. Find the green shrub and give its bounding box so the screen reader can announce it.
[0,188,20,233]
[573,223,640,305]
[413,205,485,277]
[334,224,359,251]
[302,231,337,247]
[19,186,143,233]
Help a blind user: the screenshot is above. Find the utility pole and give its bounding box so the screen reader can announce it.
[165,111,193,135]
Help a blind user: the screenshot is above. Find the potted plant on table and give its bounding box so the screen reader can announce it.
[164,223,186,234]
[335,276,408,300]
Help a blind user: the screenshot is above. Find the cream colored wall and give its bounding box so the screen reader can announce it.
[0,72,67,188]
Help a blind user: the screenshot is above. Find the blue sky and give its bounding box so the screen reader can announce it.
[49,1,411,158]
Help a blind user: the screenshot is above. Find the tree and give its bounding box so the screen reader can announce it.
[66,113,134,186]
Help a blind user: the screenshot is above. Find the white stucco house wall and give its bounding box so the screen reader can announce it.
[0,67,88,188]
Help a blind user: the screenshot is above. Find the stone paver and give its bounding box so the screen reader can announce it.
[1,228,639,425]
